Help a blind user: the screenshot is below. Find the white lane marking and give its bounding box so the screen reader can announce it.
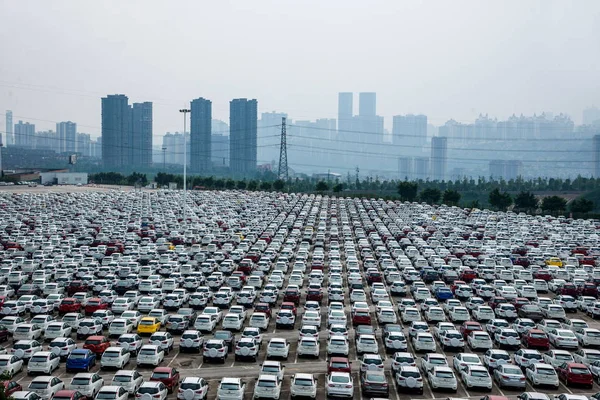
[561,381,574,394]
[166,351,179,367]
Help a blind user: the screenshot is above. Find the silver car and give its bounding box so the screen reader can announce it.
[493,364,527,389]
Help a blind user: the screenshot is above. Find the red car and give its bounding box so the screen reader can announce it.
[59,298,82,314]
[82,336,111,355]
[84,298,109,315]
[366,270,382,284]
[450,281,467,294]
[3,381,22,397]
[557,362,593,388]
[67,281,89,297]
[230,271,246,283]
[511,297,531,311]
[283,289,300,306]
[581,283,598,297]
[351,308,371,326]
[311,260,324,270]
[459,269,477,282]
[521,329,549,350]
[559,283,579,296]
[459,321,483,339]
[581,256,596,266]
[254,303,272,318]
[306,288,323,303]
[53,390,91,400]
[327,357,351,374]
[533,269,551,281]
[237,259,254,274]
[0,296,6,308]
[150,367,181,393]
[280,302,297,316]
[488,296,508,310]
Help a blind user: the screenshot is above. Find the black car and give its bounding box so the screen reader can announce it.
[518,305,544,322]
[360,370,390,397]
[214,330,235,352]
[17,284,42,297]
[422,270,439,283]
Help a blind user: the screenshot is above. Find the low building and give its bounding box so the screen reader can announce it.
[40,172,88,185]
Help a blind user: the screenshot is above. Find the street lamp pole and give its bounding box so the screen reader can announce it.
[179,108,190,224]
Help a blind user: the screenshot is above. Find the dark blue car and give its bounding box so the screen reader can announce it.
[66,349,96,372]
[434,287,453,301]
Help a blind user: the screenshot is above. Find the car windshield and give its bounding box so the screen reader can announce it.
[294,378,314,387]
[331,362,349,369]
[571,367,590,374]
[113,375,132,382]
[538,368,556,375]
[29,382,50,389]
[331,375,350,383]
[503,366,522,375]
[257,379,276,387]
[96,392,117,399]
[471,370,489,377]
[69,353,88,359]
[220,383,240,391]
[436,371,454,378]
[139,349,156,356]
[29,356,49,363]
[365,373,385,382]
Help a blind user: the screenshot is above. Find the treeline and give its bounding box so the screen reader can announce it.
[89,172,148,186]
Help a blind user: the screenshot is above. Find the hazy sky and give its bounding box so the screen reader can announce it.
[1,0,599,140]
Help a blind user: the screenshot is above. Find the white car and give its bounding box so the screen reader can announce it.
[482,349,510,369]
[108,319,133,337]
[48,337,77,359]
[301,310,321,328]
[253,374,282,400]
[222,313,244,331]
[297,337,320,358]
[439,330,465,351]
[149,332,174,354]
[325,372,353,398]
[427,366,458,392]
[486,319,510,336]
[116,334,143,356]
[76,319,103,339]
[266,338,290,359]
[359,353,384,372]
[121,311,142,328]
[136,382,167,400]
[27,376,64,400]
[576,328,600,347]
[525,362,559,389]
[11,340,43,361]
[136,345,165,367]
[194,315,217,333]
[467,331,493,350]
[395,366,424,394]
[453,352,483,371]
[548,328,579,349]
[512,318,537,335]
[0,354,24,378]
[543,304,566,321]
[494,328,521,348]
[495,304,518,319]
[327,335,349,356]
[473,306,495,322]
[13,324,43,341]
[449,306,470,323]
[420,353,449,372]
[111,370,144,395]
[412,333,436,352]
[234,337,259,362]
[290,373,317,399]
[543,349,574,368]
[249,313,270,330]
[424,307,446,323]
[67,373,104,397]
[376,308,397,325]
[514,348,543,368]
[217,378,245,400]
[356,334,378,355]
[95,386,128,400]
[100,347,131,369]
[27,351,60,375]
[401,307,421,323]
[460,365,492,390]
[44,322,72,340]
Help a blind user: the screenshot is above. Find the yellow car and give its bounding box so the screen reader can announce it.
[545,257,563,267]
[137,317,161,334]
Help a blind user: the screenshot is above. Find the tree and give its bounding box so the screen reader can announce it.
[272,179,285,191]
[260,181,272,191]
[333,183,344,193]
[315,181,329,192]
[397,181,418,202]
[466,200,481,209]
[541,195,567,214]
[0,370,12,400]
[570,198,594,214]
[236,180,247,190]
[225,179,236,189]
[247,180,258,191]
[442,189,461,206]
[514,191,538,212]
[419,188,442,204]
[488,188,513,211]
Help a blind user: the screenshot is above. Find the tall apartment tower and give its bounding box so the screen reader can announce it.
[594,135,600,177]
[56,121,77,153]
[5,111,13,146]
[101,94,131,167]
[229,98,258,175]
[190,98,212,172]
[337,93,353,134]
[392,114,428,149]
[14,121,35,148]
[431,136,448,181]
[358,92,376,117]
[131,102,153,166]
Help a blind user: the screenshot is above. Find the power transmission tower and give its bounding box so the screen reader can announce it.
[278,117,288,181]
[355,166,360,189]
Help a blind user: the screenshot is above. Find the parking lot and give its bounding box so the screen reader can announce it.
[1,188,600,399]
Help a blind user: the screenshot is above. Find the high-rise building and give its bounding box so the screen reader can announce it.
[594,135,600,178]
[211,120,229,167]
[337,93,353,135]
[398,157,413,180]
[414,157,429,180]
[131,102,153,166]
[584,107,600,126]
[229,98,258,175]
[358,92,376,117]
[101,94,130,167]
[190,98,212,172]
[14,121,35,148]
[392,114,428,150]
[489,160,523,180]
[431,136,448,181]
[56,121,77,153]
[76,133,92,156]
[5,110,13,146]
